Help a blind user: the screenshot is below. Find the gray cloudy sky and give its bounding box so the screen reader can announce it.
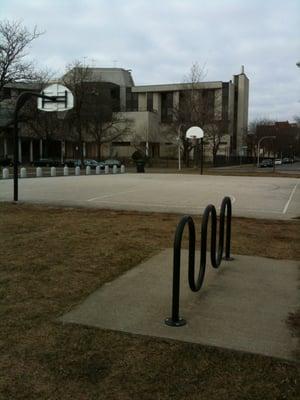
[1,0,299,122]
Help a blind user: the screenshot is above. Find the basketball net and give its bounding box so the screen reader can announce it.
[191,136,198,146]
[57,110,68,120]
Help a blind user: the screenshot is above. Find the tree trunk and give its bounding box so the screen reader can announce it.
[76,120,84,163]
[96,140,102,161]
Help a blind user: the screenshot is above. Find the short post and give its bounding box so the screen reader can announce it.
[20,167,27,178]
[86,166,91,175]
[96,165,100,175]
[75,166,80,176]
[121,165,125,173]
[63,166,69,176]
[2,168,9,179]
[112,165,117,174]
[50,167,56,177]
[36,167,42,177]
[105,165,109,174]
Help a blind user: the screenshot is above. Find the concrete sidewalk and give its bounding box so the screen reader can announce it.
[60,250,299,361]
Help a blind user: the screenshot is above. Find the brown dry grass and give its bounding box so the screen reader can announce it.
[0,202,299,400]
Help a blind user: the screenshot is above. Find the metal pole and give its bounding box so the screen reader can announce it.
[178,140,181,171]
[273,138,275,173]
[257,136,276,168]
[200,137,203,175]
[13,92,57,202]
[13,110,19,201]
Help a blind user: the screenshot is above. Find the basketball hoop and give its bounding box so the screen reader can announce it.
[186,126,205,175]
[186,126,204,140]
[37,83,74,112]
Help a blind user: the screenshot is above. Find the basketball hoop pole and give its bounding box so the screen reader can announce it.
[186,126,204,174]
[200,137,204,175]
[13,92,57,202]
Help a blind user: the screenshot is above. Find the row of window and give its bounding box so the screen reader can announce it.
[125,88,216,122]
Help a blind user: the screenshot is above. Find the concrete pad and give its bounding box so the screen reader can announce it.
[60,250,299,361]
[1,174,299,219]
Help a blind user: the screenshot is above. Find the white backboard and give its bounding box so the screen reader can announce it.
[37,84,74,112]
[186,126,204,139]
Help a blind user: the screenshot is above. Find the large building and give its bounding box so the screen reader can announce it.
[0,66,249,163]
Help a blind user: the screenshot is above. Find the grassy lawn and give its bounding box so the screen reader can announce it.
[1,203,299,399]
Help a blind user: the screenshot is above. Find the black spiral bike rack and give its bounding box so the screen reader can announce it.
[165,196,233,327]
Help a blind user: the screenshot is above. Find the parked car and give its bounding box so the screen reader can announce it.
[259,159,273,168]
[104,159,121,168]
[33,158,60,167]
[274,159,282,165]
[63,159,82,168]
[0,157,12,167]
[83,159,104,169]
[282,157,294,164]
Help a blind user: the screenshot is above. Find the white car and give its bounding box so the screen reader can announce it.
[274,159,282,165]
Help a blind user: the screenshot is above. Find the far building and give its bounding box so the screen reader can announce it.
[0,66,249,164]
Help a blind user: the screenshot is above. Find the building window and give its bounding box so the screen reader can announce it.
[202,90,215,120]
[222,83,229,120]
[126,88,138,111]
[112,142,131,146]
[147,92,153,111]
[161,92,173,122]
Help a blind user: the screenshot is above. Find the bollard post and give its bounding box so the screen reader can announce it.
[75,166,80,176]
[86,165,91,175]
[112,165,117,174]
[96,165,100,175]
[50,167,56,177]
[121,165,125,173]
[20,167,27,178]
[63,166,69,176]
[36,167,42,177]
[2,168,9,179]
[105,165,109,174]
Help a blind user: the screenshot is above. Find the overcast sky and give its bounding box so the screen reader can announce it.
[1,0,299,122]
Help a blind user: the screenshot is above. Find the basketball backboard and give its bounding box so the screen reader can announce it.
[37,83,74,112]
[186,126,204,139]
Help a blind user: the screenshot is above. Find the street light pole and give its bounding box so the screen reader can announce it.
[13,92,57,201]
[256,136,276,168]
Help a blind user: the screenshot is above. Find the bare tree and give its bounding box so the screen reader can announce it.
[83,82,132,159]
[86,112,133,160]
[169,62,227,166]
[63,60,92,162]
[0,19,44,91]
[247,118,275,158]
[63,61,133,161]
[21,106,65,158]
[205,118,230,165]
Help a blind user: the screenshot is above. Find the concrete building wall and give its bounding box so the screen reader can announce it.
[214,88,222,120]
[116,111,160,142]
[228,81,235,138]
[138,93,147,111]
[120,86,127,111]
[236,73,249,153]
[1,67,249,163]
[153,93,161,122]
[173,91,180,112]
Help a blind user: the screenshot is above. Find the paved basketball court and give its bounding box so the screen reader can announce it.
[60,249,299,361]
[0,173,299,219]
